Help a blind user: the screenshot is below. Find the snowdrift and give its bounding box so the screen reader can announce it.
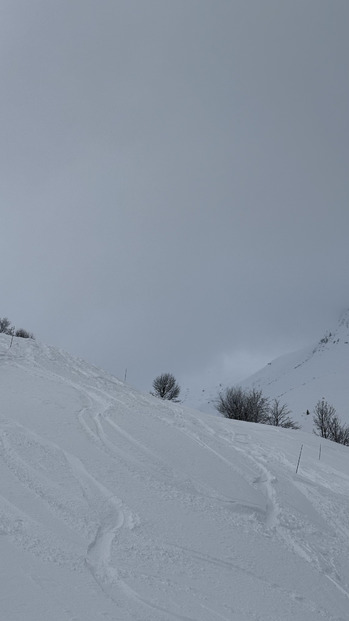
[0,335,348,620]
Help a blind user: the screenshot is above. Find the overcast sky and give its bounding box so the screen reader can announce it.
[1,0,349,399]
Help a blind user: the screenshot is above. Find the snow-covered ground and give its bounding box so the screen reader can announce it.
[186,311,349,428]
[240,310,349,432]
[0,334,348,620]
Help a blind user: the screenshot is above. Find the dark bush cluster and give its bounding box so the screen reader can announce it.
[0,316,34,339]
[215,386,348,446]
[14,328,35,339]
[215,386,300,429]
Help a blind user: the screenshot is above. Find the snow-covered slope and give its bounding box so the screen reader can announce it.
[240,310,349,432]
[0,334,348,620]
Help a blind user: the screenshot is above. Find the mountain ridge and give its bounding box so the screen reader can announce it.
[239,310,349,431]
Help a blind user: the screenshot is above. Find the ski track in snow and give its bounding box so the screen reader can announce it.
[1,337,349,620]
[75,372,349,608]
[158,409,349,602]
[0,358,226,619]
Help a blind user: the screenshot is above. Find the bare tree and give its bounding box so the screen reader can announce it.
[215,386,269,423]
[329,414,346,444]
[0,317,13,334]
[313,398,337,439]
[312,400,349,446]
[215,386,246,420]
[151,373,181,402]
[244,388,270,423]
[267,399,300,429]
[336,424,349,446]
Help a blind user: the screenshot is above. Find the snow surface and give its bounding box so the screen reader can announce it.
[240,310,349,432]
[0,334,348,620]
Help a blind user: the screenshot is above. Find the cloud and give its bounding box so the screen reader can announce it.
[1,1,348,394]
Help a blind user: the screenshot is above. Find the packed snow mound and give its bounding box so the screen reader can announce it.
[0,334,348,620]
[241,310,349,431]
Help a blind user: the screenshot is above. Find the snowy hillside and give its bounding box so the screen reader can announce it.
[0,334,348,620]
[240,310,349,432]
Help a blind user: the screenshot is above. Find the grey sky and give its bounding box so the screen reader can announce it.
[1,1,349,398]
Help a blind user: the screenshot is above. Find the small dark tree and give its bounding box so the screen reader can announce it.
[151,373,181,402]
[0,317,13,334]
[313,399,349,445]
[337,424,349,446]
[267,398,300,429]
[244,388,270,423]
[215,386,246,420]
[329,414,345,444]
[313,398,336,439]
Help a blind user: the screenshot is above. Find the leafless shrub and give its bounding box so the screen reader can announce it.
[15,328,35,339]
[151,373,181,402]
[215,387,269,423]
[0,317,13,334]
[266,399,300,429]
[313,398,349,445]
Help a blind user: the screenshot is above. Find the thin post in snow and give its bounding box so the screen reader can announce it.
[124,368,127,382]
[319,443,322,461]
[296,444,303,474]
